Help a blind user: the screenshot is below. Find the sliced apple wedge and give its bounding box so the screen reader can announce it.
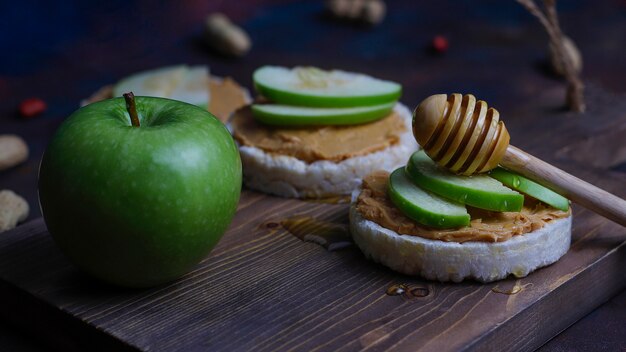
[253,66,401,107]
[113,65,210,108]
[406,151,524,212]
[388,168,470,228]
[251,102,394,126]
[489,167,570,211]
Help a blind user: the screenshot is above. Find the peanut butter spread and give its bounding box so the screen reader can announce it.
[82,77,248,123]
[356,171,570,243]
[230,107,407,163]
[207,77,249,121]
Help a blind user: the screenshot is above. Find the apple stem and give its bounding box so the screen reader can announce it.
[123,92,140,127]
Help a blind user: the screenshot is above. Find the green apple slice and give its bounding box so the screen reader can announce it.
[251,102,394,126]
[388,168,470,228]
[253,66,402,107]
[489,167,570,211]
[406,151,524,212]
[112,65,210,108]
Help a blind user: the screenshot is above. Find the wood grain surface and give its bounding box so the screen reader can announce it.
[0,192,623,352]
[1,1,626,351]
[0,86,625,352]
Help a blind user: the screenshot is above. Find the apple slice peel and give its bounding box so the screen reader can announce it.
[405,150,524,212]
[251,102,395,126]
[253,66,401,107]
[489,167,570,211]
[388,168,470,229]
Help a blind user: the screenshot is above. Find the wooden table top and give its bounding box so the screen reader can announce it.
[0,1,625,350]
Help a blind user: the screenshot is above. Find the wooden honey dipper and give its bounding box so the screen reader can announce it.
[413,93,626,226]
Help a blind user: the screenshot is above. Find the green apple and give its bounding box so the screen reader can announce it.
[251,102,394,126]
[388,168,470,228]
[253,66,402,107]
[38,95,241,288]
[405,151,524,212]
[112,65,210,108]
[489,167,570,211]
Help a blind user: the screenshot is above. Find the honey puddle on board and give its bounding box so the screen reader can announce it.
[386,283,430,299]
[306,195,351,205]
[280,215,352,251]
[491,282,532,295]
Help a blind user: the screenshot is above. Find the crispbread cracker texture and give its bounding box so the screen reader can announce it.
[349,203,572,283]
[238,103,418,198]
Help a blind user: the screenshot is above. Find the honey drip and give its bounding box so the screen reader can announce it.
[385,283,406,296]
[491,282,531,295]
[385,283,430,299]
[280,215,352,251]
[306,195,351,205]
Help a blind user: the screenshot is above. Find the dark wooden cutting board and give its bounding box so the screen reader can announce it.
[1,86,625,351]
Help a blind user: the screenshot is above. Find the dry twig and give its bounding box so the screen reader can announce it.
[516,0,585,112]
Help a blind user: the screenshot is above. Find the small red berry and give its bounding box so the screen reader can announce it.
[18,98,47,118]
[432,35,449,53]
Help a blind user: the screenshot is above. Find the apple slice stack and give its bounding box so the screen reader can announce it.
[388,150,570,228]
[250,66,402,126]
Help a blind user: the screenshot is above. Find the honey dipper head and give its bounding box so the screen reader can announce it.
[412,93,510,175]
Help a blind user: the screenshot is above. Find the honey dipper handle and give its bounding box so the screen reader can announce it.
[501,145,626,227]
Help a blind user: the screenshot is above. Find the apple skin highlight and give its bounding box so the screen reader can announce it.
[38,96,242,288]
